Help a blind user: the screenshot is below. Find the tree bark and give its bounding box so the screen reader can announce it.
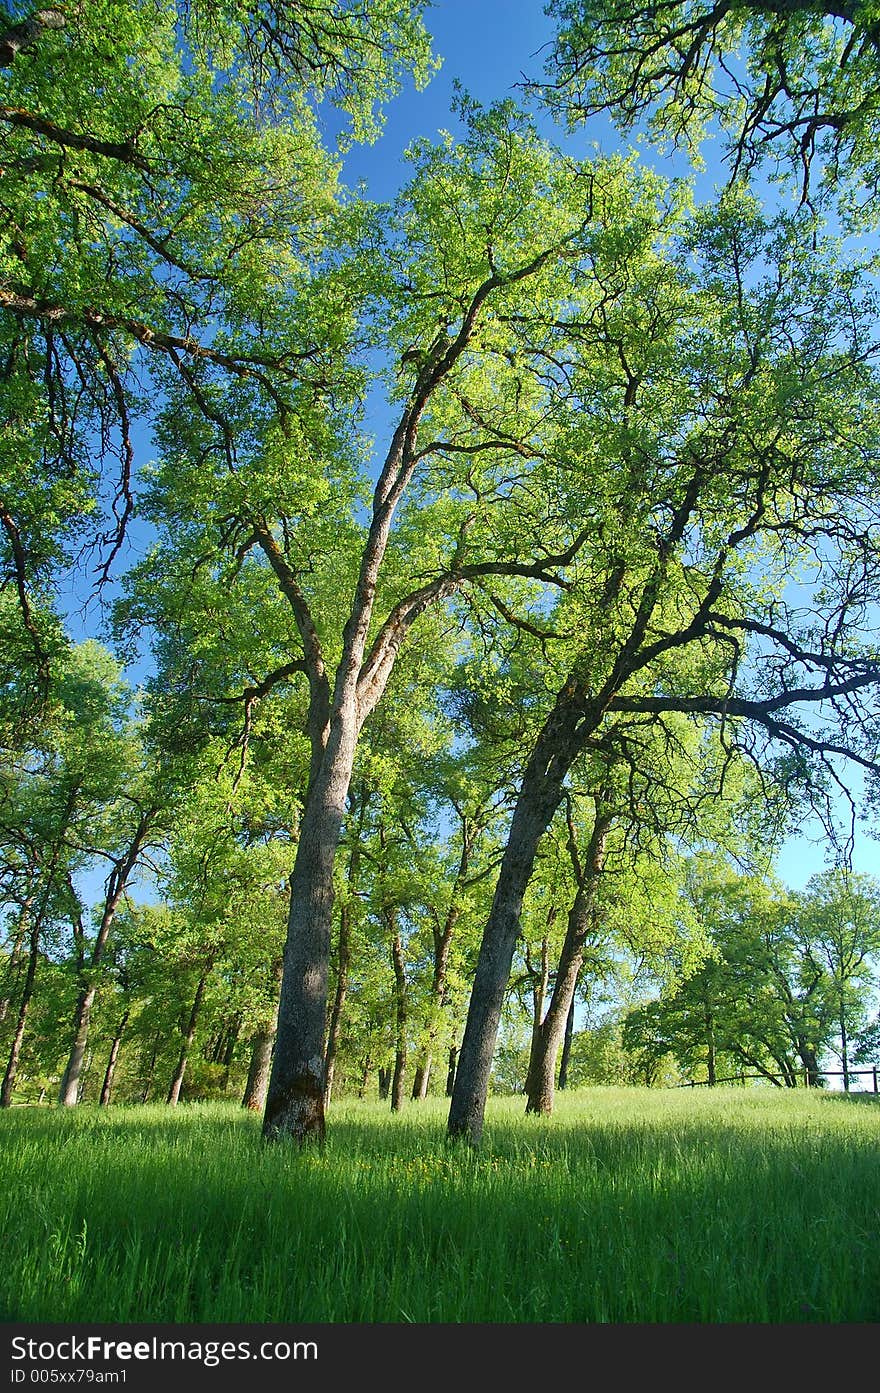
[0,909,41,1107]
[448,689,584,1142]
[243,959,283,1112]
[0,898,30,1026]
[445,1043,457,1097]
[59,811,155,1106]
[263,711,358,1143]
[524,810,611,1116]
[411,816,477,1099]
[99,1010,129,1106]
[557,995,576,1091]
[167,966,211,1106]
[324,795,367,1107]
[242,1025,275,1112]
[390,917,408,1112]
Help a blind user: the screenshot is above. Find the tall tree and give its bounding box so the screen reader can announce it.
[447,186,880,1141]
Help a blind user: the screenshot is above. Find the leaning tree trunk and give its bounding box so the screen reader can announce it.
[524,811,611,1116]
[99,1010,129,1106]
[389,916,408,1113]
[0,910,41,1108]
[448,693,581,1142]
[0,898,30,1026]
[59,811,155,1106]
[167,966,211,1106]
[58,982,98,1106]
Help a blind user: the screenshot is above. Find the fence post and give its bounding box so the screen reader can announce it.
[874,1067,878,1095]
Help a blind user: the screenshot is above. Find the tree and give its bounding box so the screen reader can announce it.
[798,867,880,1088]
[0,640,137,1103]
[542,0,880,213]
[0,0,434,683]
[446,185,880,1142]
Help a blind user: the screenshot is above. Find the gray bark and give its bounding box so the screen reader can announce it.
[243,959,283,1111]
[447,692,581,1142]
[524,811,611,1116]
[390,919,407,1112]
[59,811,155,1106]
[167,966,211,1106]
[263,712,358,1143]
[99,1010,129,1106]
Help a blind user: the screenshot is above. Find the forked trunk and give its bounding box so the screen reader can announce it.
[448,706,578,1142]
[524,809,610,1117]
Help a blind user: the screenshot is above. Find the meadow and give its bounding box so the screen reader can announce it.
[3,1087,879,1324]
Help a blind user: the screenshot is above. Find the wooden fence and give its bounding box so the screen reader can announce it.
[677,1067,879,1091]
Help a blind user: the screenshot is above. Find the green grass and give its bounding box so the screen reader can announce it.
[3,1087,879,1323]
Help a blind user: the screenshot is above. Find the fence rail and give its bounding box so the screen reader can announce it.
[677,1067,880,1091]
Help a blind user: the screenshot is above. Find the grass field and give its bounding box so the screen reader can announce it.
[3,1087,879,1323]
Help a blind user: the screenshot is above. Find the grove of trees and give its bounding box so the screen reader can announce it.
[3,0,880,1143]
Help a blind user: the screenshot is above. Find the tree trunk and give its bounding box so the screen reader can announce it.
[167,966,210,1106]
[0,899,30,1026]
[706,1003,716,1087]
[410,912,456,1100]
[524,812,611,1117]
[557,995,576,1091]
[99,1010,129,1106]
[1,910,41,1107]
[358,1055,372,1098]
[411,819,476,1099]
[59,811,155,1106]
[58,983,97,1105]
[243,959,283,1112]
[242,1025,275,1112]
[390,918,408,1112]
[840,995,850,1091]
[263,715,358,1144]
[524,931,551,1098]
[378,1066,391,1099]
[324,889,354,1107]
[445,1043,457,1097]
[141,1031,161,1103]
[447,713,577,1142]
